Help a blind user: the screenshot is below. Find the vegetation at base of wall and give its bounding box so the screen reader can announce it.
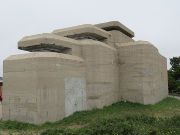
[0,97,179,135]
[168,56,180,95]
[41,115,180,135]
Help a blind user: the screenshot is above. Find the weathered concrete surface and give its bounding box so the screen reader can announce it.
[117,41,168,104]
[3,52,86,124]
[104,30,134,48]
[3,21,168,124]
[95,21,134,48]
[80,40,119,109]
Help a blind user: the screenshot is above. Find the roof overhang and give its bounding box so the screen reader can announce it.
[95,21,134,38]
[52,24,111,40]
[18,33,80,52]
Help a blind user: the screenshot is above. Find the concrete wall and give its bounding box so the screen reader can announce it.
[117,41,168,104]
[3,52,86,124]
[105,30,134,48]
[142,53,168,104]
[65,77,86,117]
[110,30,134,43]
[81,40,119,109]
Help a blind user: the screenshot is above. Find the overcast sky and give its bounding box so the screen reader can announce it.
[0,0,180,76]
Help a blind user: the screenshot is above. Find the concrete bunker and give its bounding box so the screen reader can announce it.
[3,21,168,124]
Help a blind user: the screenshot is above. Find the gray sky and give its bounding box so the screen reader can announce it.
[0,0,180,76]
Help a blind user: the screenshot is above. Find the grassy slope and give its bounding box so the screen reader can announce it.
[0,97,179,135]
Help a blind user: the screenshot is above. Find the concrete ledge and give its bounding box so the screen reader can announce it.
[18,33,116,54]
[5,52,84,62]
[117,41,151,46]
[117,41,159,53]
[18,33,80,52]
[52,24,111,40]
[95,21,134,38]
[79,39,116,51]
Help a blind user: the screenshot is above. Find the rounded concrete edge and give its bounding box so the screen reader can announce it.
[5,52,84,63]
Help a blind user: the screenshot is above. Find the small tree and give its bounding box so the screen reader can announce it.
[170,57,180,80]
[168,56,180,94]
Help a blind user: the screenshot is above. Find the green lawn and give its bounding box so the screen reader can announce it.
[0,97,180,135]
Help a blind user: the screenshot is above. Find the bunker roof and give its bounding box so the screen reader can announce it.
[6,52,84,63]
[18,33,80,53]
[52,24,111,40]
[95,21,134,38]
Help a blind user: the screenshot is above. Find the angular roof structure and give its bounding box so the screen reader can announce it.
[53,24,111,40]
[18,21,134,53]
[95,21,134,38]
[18,33,80,53]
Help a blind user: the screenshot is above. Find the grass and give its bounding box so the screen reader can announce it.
[0,97,179,135]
